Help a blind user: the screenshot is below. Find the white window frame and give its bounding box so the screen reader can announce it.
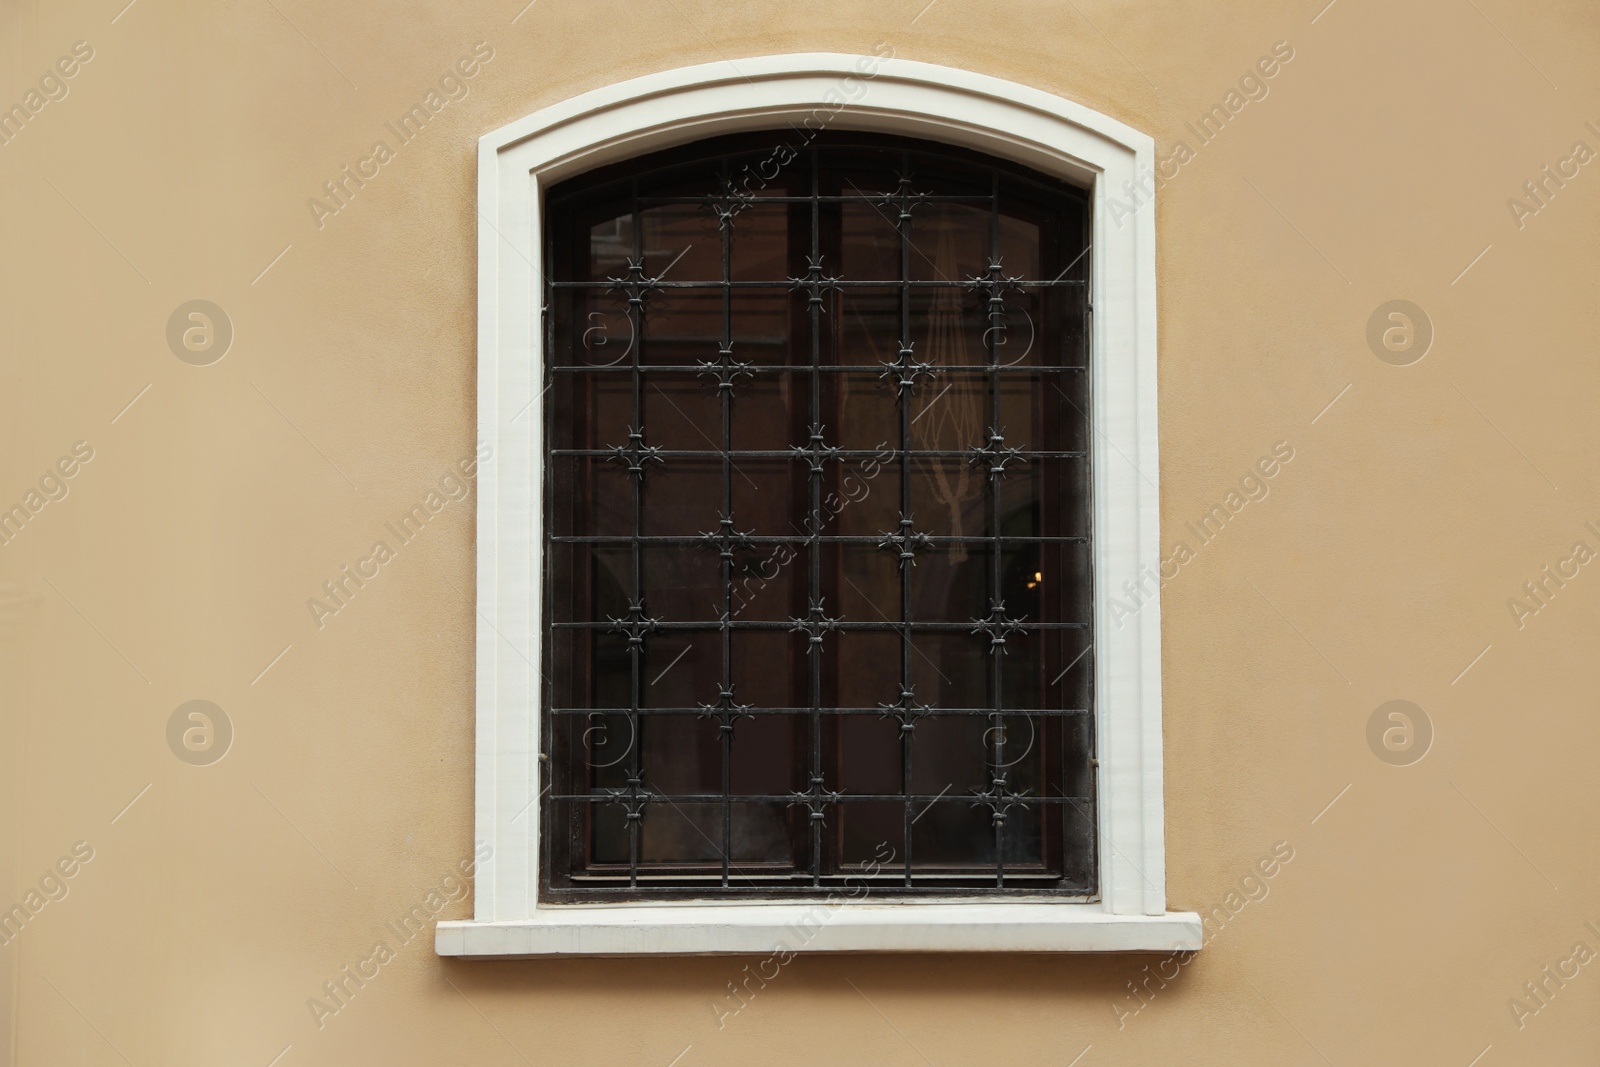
[438,53,1198,957]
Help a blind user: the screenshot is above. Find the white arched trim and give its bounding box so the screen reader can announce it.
[441,53,1198,957]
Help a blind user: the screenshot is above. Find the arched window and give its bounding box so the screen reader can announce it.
[544,131,1094,897]
[445,55,1191,956]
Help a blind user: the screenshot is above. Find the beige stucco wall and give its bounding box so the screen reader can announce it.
[4,0,1599,1062]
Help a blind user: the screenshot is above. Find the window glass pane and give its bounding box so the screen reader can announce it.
[907,202,990,281]
[640,203,722,282]
[545,132,1093,896]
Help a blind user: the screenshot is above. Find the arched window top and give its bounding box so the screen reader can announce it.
[483,52,1153,188]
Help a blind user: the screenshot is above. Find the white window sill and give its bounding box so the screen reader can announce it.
[436,904,1202,958]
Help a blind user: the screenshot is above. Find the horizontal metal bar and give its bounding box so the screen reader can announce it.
[566,871,1066,882]
[554,792,1096,804]
[550,534,1089,545]
[549,706,1090,716]
[548,364,1087,374]
[551,620,1090,631]
[550,278,1086,289]
[549,449,1086,459]
[634,194,996,205]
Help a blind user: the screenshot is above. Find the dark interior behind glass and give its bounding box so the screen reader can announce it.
[543,131,1096,899]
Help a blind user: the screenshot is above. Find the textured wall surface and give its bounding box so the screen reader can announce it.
[2,0,1598,1063]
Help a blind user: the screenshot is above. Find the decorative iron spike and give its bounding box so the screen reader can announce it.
[969,427,1025,479]
[790,598,840,653]
[699,514,755,562]
[607,599,661,651]
[697,685,754,738]
[879,173,930,229]
[698,342,754,396]
[606,771,652,823]
[609,427,665,479]
[788,772,843,824]
[792,423,841,474]
[878,686,933,735]
[972,772,1029,828]
[787,254,843,311]
[607,257,665,311]
[967,258,1025,318]
[879,341,937,397]
[878,514,931,567]
[970,599,1026,652]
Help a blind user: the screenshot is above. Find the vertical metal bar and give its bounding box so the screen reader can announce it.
[808,147,824,887]
[988,171,1005,889]
[627,176,644,888]
[720,159,734,888]
[898,150,914,888]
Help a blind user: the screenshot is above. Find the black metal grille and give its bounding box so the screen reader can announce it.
[543,132,1096,899]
